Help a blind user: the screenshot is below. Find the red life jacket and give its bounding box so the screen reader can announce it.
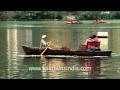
[84,38,94,45]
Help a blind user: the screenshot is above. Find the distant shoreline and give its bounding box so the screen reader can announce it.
[0,19,120,21]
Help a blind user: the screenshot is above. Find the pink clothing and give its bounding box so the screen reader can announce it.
[94,37,99,42]
[93,20,97,23]
[84,38,94,45]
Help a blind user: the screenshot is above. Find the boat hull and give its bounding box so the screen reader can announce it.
[66,22,83,24]
[22,45,112,57]
[92,21,111,24]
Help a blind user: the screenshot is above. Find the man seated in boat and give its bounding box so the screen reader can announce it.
[40,35,52,49]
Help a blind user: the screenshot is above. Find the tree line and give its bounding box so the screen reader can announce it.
[0,11,120,21]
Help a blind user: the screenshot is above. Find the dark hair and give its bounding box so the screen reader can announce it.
[93,35,96,38]
[89,36,94,39]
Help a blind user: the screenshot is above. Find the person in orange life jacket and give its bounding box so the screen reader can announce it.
[83,36,94,45]
[93,35,99,42]
[78,36,93,51]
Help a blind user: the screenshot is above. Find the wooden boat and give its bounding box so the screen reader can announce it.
[22,44,112,57]
[66,22,83,24]
[66,20,83,24]
[92,21,111,24]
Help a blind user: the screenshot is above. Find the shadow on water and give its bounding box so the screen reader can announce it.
[22,56,102,79]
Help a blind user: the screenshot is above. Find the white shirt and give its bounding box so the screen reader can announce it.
[40,39,48,48]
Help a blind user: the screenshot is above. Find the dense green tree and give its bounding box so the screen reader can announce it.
[0,11,8,21]
[1,11,120,21]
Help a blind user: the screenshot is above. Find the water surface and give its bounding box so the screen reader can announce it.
[0,20,120,79]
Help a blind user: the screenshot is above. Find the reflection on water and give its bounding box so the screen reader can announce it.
[78,57,101,79]
[7,29,18,78]
[6,28,33,78]
[22,57,101,79]
[26,29,32,45]
[1,21,120,79]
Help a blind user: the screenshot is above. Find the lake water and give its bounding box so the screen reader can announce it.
[0,20,120,79]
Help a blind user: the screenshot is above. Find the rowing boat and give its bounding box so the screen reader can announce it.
[66,21,83,24]
[92,21,111,24]
[22,45,112,57]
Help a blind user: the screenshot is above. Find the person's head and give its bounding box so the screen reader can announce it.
[93,35,96,38]
[89,36,93,39]
[42,35,46,39]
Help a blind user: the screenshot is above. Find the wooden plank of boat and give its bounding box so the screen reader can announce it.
[22,45,112,57]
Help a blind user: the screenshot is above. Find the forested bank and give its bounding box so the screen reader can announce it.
[0,11,120,21]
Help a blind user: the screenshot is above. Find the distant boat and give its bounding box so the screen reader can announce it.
[92,20,112,24]
[66,21,83,24]
[66,20,83,24]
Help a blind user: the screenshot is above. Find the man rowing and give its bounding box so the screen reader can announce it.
[40,35,52,49]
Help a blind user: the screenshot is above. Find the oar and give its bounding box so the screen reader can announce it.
[40,41,51,57]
